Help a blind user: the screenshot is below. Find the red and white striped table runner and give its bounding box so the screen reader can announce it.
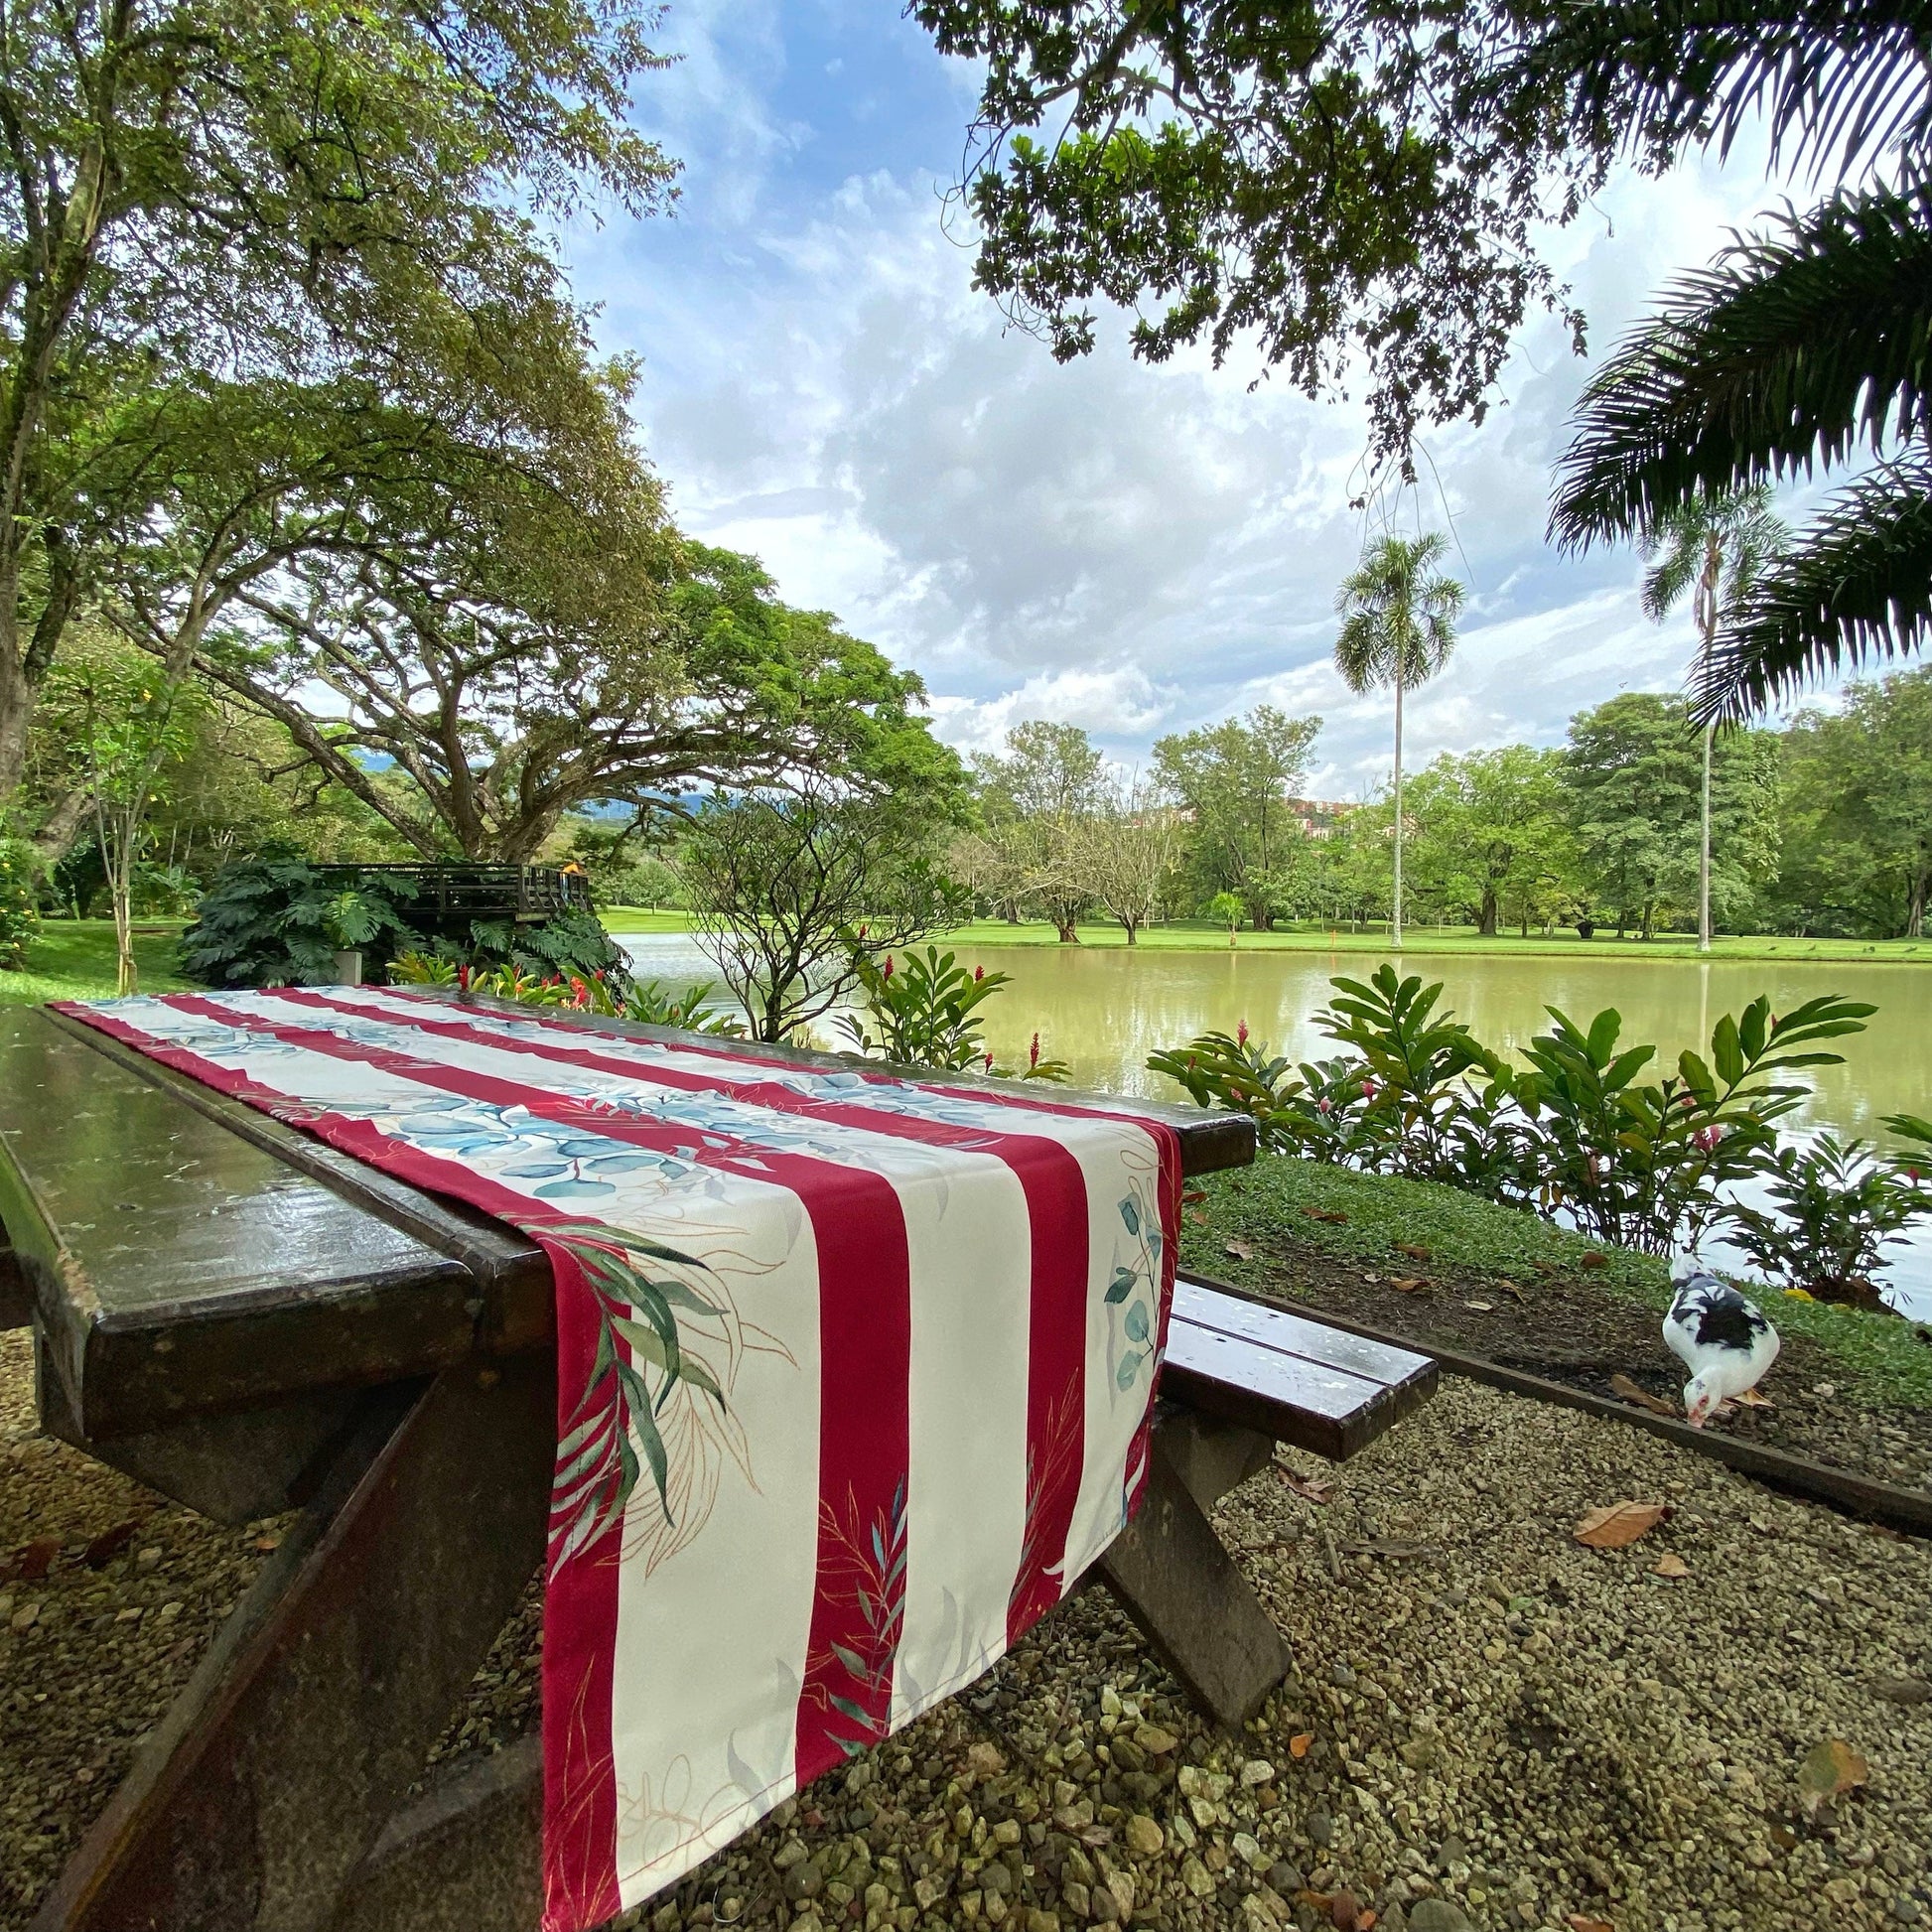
[60,988,1181,1931]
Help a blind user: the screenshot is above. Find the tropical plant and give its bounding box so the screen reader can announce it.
[989,1032,1073,1084]
[1204,891,1245,949]
[1638,488,1788,949]
[0,838,41,968]
[1313,966,1511,1186]
[837,948,1013,1070]
[1333,535,1464,949]
[1549,116,1932,720]
[1724,1134,1923,1309]
[1511,993,1873,1254]
[1150,973,1885,1266]
[180,849,422,988]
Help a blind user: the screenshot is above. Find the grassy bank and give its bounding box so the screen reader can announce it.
[0,921,188,1007]
[598,907,1932,964]
[1184,1153,1932,1412]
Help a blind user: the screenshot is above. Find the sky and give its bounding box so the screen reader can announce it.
[558,1,1832,800]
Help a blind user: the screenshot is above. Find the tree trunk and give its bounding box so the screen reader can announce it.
[1122,919,1138,944]
[1056,921,1079,943]
[1908,866,1929,939]
[0,645,33,804]
[32,787,92,865]
[1391,664,1404,952]
[1699,720,1714,952]
[1478,886,1499,937]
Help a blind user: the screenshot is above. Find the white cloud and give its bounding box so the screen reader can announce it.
[569,33,1835,783]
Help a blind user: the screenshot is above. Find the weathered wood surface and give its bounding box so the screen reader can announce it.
[30,1355,553,1932]
[1164,1277,1438,1459]
[1,1001,1254,1440]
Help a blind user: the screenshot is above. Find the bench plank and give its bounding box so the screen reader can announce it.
[1163,1277,1438,1461]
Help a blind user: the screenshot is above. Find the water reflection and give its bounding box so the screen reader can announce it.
[620,936,1932,1317]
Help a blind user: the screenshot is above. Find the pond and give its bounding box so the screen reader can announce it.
[619,936,1932,1317]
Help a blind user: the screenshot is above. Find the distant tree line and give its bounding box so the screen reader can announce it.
[947,667,1932,944]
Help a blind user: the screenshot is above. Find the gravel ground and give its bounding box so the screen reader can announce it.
[6,1326,1931,1932]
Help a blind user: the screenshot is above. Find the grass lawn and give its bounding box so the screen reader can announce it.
[598,907,1930,964]
[1184,1153,1932,1411]
[0,920,189,1007]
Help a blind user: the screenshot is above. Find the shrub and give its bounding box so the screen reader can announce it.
[1725,1135,1922,1310]
[0,838,42,969]
[1149,967,1915,1283]
[837,947,1012,1069]
[180,849,422,987]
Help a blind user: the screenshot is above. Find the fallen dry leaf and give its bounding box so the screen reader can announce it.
[1580,1250,1609,1271]
[1797,1738,1868,1818]
[1609,1373,1680,1419]
[1394,1242,1433,1262]
[1498,1279,1526,1301]
[1567,1917,1614,1932]
[1288,1731,1314,1759]
[1306,1208,1349,1225]
[1181,1187,1206,1207]
[82,1521,140,1570]
[1387,1276,1428,1294]
[1277,1470,1333,1504]
[1463,1300,1496,1312]
[5,1536,62,1584]
[253,1531,284,1553]
[1224,1238,1254,1261]
[1731,1387,1777,1409]
[1574,1501,1670,1550]
[1653,1553,1691,1578]
[1531,1259,1559,1276]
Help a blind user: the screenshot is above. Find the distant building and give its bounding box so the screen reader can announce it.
[1287,797,1354,840]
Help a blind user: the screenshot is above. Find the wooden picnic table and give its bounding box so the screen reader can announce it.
[0,995,1434,1932]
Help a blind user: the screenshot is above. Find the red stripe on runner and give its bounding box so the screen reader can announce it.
[298,989,1096,1635]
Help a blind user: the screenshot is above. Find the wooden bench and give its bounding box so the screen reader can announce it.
[0,1000,1435,1932]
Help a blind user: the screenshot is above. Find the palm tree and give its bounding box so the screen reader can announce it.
[1333,532,1464,950]
[1639,487,1786,950]
[1544,8,1932,721]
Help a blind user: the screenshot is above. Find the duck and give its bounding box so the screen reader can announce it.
[1662,1269,1780,1427]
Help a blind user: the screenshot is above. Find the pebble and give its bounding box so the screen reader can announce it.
[8,1341,1932,1932]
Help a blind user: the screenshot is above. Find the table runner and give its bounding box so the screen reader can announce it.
[58,987,1181,1932]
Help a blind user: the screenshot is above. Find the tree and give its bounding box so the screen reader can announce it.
[0,0,677,807]
[911,0,1627,466]
[1151,706,1320,928]
[1405,747,1583,936]
[1070,788,1182,943]
[1564,693,1780,938]
[681,785,968,1044]
[1638,487,1787,949]
[1332,534,1463,950]
[44,651,199,993]
[201,496,955,860]
[970,722,1111,940]
[1775,670,1932,937]
[1546,13,1932,719]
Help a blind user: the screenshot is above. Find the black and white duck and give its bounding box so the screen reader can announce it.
[1662,1269,1781,1427]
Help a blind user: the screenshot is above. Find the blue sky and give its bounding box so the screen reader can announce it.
[560,2,1828,798]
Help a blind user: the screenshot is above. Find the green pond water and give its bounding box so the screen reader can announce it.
[619,937,1932,1313]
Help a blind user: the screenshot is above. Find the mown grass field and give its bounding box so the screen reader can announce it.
[0,921,188,1007]
[599,907,1932,964]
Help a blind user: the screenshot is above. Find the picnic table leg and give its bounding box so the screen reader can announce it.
[29,1354,554,1932]
[1097,1423,1290,1730]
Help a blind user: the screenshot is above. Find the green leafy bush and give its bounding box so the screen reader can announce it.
[1725,1135,1923,1310]
[180,849,422,987]
[837,947,1012,1069]
[0,838,42,969]
[389,949,744,1035]
[1151,965,1912,1297]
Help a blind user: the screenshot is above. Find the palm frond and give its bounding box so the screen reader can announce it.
[1550,186,1932,548]
[1692,454,1932,721]
[1533,0,1932,183]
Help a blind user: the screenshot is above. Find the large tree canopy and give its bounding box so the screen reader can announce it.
[915,0,1929,481]
[0,0,678,803]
